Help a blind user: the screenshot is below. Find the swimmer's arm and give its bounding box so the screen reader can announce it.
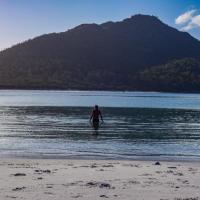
[90,111,93,121]
[99,111,103,122]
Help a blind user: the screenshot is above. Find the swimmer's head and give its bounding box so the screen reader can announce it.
[94,105,98,110]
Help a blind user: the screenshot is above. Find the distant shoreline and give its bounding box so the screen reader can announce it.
[0,88,200,94]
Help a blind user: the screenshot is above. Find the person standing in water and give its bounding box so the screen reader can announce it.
[90,105,103,130]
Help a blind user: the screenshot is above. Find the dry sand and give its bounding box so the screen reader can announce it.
[0,159,199,200]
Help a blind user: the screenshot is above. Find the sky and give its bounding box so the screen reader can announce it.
[0,0,200,50]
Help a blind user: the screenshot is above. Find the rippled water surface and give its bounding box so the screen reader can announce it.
[0,90,200,160]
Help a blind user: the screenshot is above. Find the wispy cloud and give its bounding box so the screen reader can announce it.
[175,10,196,25]
[175,9,200,31]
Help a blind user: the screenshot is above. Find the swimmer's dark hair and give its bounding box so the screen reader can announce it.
[95,105,98,109]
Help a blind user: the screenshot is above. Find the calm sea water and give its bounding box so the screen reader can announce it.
[0,90,200,161]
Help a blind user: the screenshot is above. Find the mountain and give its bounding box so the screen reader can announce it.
[0,14,200,91]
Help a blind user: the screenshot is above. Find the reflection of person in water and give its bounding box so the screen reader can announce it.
[90,105,103,130]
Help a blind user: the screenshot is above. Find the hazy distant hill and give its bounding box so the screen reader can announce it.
[0,14,200,91]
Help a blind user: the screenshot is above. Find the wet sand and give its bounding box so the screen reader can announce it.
[0,159,199,200]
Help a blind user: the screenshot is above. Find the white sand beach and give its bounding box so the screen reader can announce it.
[0,159,199,200]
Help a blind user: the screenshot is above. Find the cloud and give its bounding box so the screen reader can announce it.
[191,14,200,27]
[182,14,200,30]
[175,9,200,31]
[175,10,196,25]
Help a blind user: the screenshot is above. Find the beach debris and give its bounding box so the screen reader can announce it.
[160,199,169,200]
[175,172,183,176]
[122,164,134,167]
[182,180,189,184]
[86,181,111,189]
[167,170,174,174]
[86,181,98,187]
[71,195,83,198]
[69,182,79,186]
[43,169,51,173]
[34,169,51,173]
[5,196,17,199]
[174,198,199,200]
[62,181,83,187]
[168,166,177,169]
[100,195,109,198]
[135,164,141,168]
[155,171,163,174]
[155,161,161,165]
[44,192,53,195]
[91,164,98,168]
[128,180,141,185]
[188,168,198,172]
[12,187,26,191]
[102,164,114,168]
[13,173,26,176]
[99,183,111,188]
[79,165,89,168]
[139,173,152,176]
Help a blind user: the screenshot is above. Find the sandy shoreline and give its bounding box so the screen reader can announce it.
[0,158,199,200]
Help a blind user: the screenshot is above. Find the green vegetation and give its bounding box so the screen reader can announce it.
[139,58,200,92]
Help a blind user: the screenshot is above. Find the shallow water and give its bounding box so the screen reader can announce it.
[0,90,200,161]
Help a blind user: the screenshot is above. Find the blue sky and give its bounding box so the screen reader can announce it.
[0,0,200,50]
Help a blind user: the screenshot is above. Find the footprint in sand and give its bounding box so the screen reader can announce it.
[12,187,26,191]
